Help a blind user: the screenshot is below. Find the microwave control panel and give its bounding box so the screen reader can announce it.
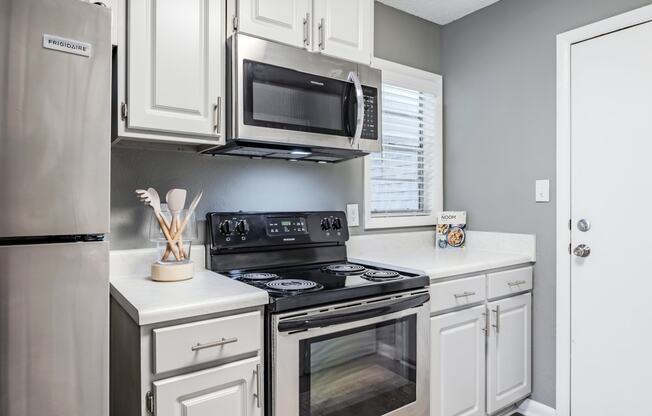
[361,86,378,140]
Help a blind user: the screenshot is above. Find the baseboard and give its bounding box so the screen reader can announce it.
[517,399,556,416]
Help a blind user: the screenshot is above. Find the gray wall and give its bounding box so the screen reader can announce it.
[375,2,442,73]
[441,0,652,407]
[110,3,442,249]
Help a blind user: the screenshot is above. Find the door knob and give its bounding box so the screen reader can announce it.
[573,244,591,258]
[577,219,591,232]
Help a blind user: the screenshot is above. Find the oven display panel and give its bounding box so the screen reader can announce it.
[266,217,308,236]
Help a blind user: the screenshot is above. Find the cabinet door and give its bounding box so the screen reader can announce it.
[487,293,532,414]
[128,0,225,138]
[431,306,486,416]
[313,0,372,64]
[238,0,311,49]
[153,357,262,416]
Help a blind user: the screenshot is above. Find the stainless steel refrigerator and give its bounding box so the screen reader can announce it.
[0,0,111,415]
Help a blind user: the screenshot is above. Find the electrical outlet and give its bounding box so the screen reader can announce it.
[346,204,360,227]
[536,179,550,203]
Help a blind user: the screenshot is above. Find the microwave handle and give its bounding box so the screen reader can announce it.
[347,71,365,148]
[277,293,429,332]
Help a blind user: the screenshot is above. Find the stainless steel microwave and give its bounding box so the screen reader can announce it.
[205,34,382,163]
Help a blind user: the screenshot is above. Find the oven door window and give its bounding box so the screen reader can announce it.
[243,60,356,137]
[299,315,417,416]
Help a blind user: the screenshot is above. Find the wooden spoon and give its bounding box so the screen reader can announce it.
[166,189,187,258]
[163,191,203,261]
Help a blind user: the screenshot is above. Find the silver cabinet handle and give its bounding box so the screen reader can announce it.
[347,71,364,148]
[303,13,311,47]
[454,291,476,299]
[318,18,325,50]
[482,311,490,335]
[508,280,527,287]
[492,306,500,333]
[253,363,261,408]
[190,336,237,351]
[213,96,222,136]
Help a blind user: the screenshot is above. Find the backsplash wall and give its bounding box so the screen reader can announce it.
[110,2,442,250]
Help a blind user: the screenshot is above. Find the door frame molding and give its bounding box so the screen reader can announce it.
[556,5,652,415]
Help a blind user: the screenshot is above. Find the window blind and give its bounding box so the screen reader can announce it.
[370,83,438,217]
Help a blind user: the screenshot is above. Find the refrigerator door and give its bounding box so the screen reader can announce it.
[0,0,111,238]
[0,241,109,416]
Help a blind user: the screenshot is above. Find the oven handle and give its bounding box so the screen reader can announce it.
[277,293,429,332]
[347,71,364,148]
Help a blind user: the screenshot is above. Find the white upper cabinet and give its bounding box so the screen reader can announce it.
[233,0,373,64]
[313,0,372,64]
[487,293,532,414]
[126,0,225,139]
[237,0,311,49]
[431,306,486,416]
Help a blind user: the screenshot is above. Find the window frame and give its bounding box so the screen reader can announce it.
[364,58,443,230]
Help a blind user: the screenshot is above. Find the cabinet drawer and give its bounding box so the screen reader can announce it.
[153,311,261,374]
[487,266,533,300]
[430,275,486,314]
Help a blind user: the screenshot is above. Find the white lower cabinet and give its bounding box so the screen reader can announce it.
[153,357,262,416]
[430,267,533,416]
[486,293,532,414]
[431,305,486,416]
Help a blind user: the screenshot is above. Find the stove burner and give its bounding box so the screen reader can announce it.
[322,263,367,275]
[237,272,279,281]
[363,270,402,281]
[266,279,322,292]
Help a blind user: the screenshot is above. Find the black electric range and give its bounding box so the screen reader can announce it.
[207,211,431,416]
[206,211,429,312]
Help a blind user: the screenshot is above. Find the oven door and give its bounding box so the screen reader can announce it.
[272,291,430,416]
[232,34,381,152]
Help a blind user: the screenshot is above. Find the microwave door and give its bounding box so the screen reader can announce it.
[239,60,357,150]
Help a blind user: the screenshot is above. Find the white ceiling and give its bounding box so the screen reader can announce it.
[378,0,503,25]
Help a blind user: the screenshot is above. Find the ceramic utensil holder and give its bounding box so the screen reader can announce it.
[149,208,197,282]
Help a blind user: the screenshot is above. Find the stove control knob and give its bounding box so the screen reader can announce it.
[236,220,250,235]
[331,218,342,230]
[220,220,235,235]
[321,218,331,230]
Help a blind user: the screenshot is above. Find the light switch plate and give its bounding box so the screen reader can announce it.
[536,179,550,203]
[346,204,360,227]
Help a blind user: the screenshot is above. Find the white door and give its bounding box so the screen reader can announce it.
[128,0,225,138]
[313,0,372,64]
[569,21,652,416]
[430,305,486,416]
[153,357,262,416]
[486,294,531,414]
[238,0,311,49]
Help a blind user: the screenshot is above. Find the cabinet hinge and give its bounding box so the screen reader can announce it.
[146,391,154,415]
[232,15,239,31]
[121,102,128,121]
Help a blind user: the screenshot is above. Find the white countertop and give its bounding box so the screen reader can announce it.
[110,230,534,325]
[110,247,268,325]
[348,230,536,280]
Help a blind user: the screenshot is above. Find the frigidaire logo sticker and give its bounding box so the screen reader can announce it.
[42,34,92,57]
